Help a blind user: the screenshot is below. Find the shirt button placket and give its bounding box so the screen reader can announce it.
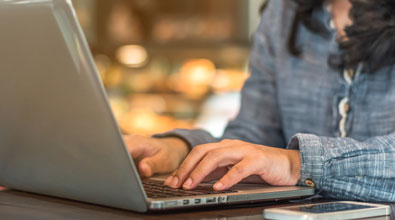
[338,69,354,138]
[339,97,349,138]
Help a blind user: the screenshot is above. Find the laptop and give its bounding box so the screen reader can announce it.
[0,0,314,212]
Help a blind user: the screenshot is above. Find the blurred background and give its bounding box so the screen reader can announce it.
[72,0,266,137]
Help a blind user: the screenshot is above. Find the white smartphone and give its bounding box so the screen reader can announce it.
[263,201,391,220]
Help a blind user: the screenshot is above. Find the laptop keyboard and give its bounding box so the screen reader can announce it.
[142,179,237,198]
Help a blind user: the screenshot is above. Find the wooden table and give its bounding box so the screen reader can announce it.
[0,190,393,219]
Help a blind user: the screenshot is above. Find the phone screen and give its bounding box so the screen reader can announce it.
[282,202,375,214]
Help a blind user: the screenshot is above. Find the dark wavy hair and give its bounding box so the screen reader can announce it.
[341,0,395,71]
[264,0,395,72]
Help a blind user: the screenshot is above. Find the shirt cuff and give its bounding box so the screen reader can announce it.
[287,133,325,188]
[153,129,217,149]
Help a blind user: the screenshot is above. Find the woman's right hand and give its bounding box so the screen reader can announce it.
[123,135,189,178]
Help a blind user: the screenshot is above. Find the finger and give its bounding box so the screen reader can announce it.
[124,135,158,160]
[166,166,227,186]
[124,136,144,159]
[169,140,234,188]
[182,148,242,189]
[165,170,177,186]
[214,160,254,191]
[139,151,170,177]
[168,143,220,188]
[123,135,149,160]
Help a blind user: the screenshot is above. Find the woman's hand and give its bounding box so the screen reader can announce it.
[124,135,189,177]
[165,139,301,191]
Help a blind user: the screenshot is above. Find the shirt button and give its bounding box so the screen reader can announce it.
[347,69,355,79]
[344,103,350,113]
[339,97,349,116]
[305,179,316,187]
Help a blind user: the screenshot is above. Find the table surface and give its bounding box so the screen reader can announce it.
[0,190,393,220]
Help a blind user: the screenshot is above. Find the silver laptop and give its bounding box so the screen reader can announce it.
[0,0,314,212]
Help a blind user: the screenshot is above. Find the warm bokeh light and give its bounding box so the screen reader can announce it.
[118,108,192,135]
[181,59,216,85]
[212,69,249,93]
[116,45,148,67]
[169,59,217,98]
[73,0,255,136]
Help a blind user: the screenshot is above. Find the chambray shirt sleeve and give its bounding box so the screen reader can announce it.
[288,133,395,202]
[154,1,285,149]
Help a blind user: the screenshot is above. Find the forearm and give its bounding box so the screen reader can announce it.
[288,133,395,202]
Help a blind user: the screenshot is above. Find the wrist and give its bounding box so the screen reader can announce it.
[287,150,301,185]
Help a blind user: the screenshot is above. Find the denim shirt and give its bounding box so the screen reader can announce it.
[155,0,395,202]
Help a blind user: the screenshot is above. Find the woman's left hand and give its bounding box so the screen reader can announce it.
[164,139,302,191]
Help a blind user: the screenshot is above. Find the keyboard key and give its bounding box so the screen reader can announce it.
[142,179,237,198]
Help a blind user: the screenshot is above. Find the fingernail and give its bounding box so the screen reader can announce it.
[170,176,179,187]
[165,176,173,185]
[214,182,224,190]
[183,178,192,189]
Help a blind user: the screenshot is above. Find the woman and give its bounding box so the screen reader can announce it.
[125,0,395,202]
